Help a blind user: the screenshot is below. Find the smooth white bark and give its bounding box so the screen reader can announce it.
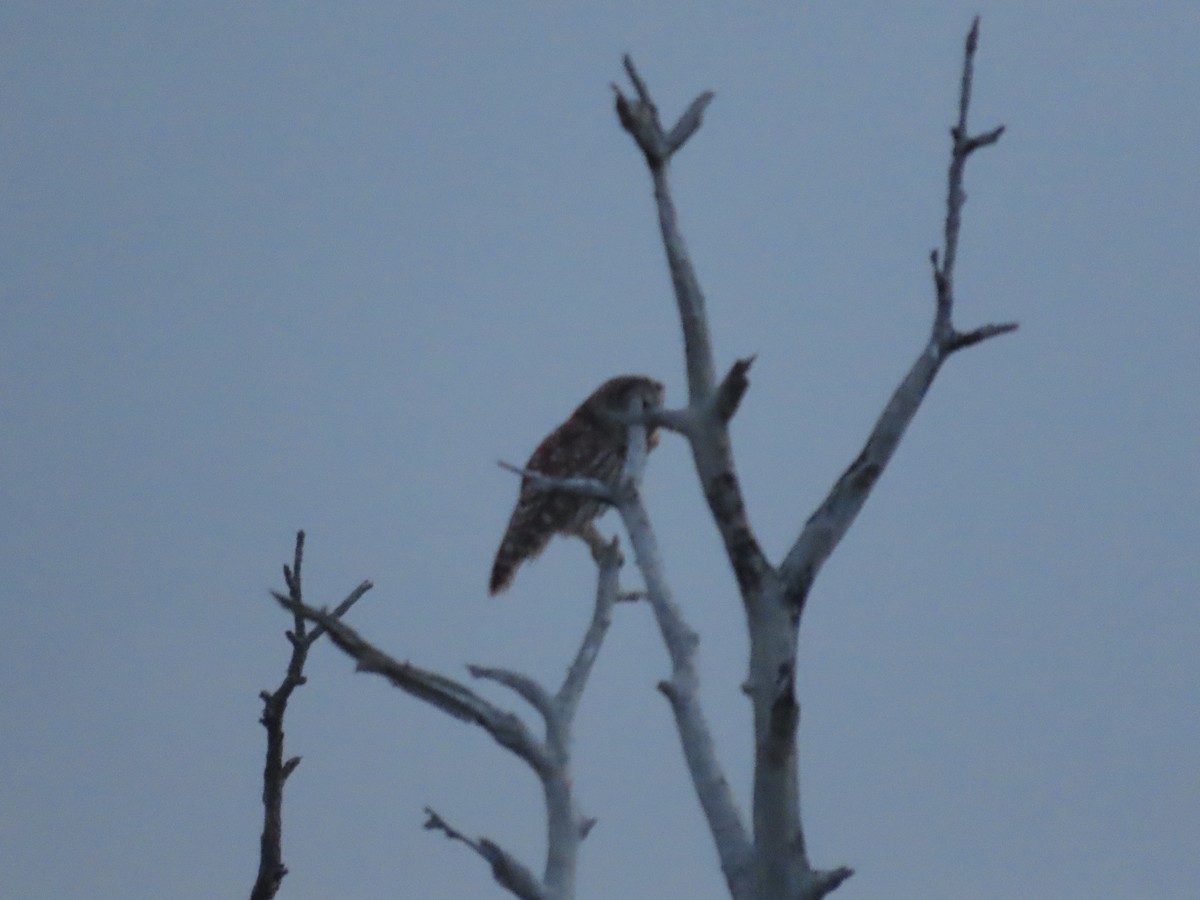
[613,19,1011,899]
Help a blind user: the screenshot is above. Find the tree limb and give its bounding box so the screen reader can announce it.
[272,531,627,899]
[609,397,756,897]
[616,19,1011,898]
[273,594,549,769]
[616,57,771,604]
[250,531,372,900]
[714,356,756,423]
[615,56,716,395]
[497,460,615,504]
[558,537,623,714]
[778,15,1015,612]
[613,55,714,171]
[424,807,547,900]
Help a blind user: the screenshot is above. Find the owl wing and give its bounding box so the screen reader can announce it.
[488,412,622,595]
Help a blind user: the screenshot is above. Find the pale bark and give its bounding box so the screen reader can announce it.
[613,16,1012,900]
[274,534,625,900]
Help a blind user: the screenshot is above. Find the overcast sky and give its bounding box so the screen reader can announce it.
[3,3,1197,898]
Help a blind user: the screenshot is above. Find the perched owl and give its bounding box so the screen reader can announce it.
[489,375,665,594]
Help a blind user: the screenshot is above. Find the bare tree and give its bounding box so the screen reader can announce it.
[252,18,1014,900]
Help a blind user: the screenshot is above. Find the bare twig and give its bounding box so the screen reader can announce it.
[614,55,715,169]
[272,530,627,899]
[714,355,756,423]
[304,580,371,645]
[497,460,615,503]
[928,17,1017,355]
[779,15,1014,610]
[469,665,555,723]
[615,56,717,396]
[273,595,547,765]
[250,531,372,900]
[424,808,547,900]
[615,58,770,603]
[667,91,717,155]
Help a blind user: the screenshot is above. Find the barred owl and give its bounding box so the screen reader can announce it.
[489,375,665,595]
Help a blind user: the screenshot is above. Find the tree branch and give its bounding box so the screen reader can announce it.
[644,404,696,436]
[497,460,615,504]
[779,15,1015,612]
[714,355,756,423]
[424,808,547,900]
[615,57,770,603]
[273,594,549,768]
[469,665,556,723]
[609,397,755,898]
[272,533,627,899]
[250,531,372,900]
[615,56,716,395]
[558,537,623,714]
[615,20,1009,897]
[543,537,623,894]
[613,55,714,171]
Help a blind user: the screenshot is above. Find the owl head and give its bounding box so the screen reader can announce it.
[582,375,665,436]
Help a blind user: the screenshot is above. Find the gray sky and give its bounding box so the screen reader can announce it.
[3,3,1197,898]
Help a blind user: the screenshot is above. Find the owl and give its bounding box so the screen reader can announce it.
[489,375,665,594]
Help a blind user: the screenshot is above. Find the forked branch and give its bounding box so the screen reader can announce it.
[615,17,1013,900]
[616,58,770,603]
[779,15,1016,610]
[613,55,714,171]
[251,531,371,900]
[272,529,626,899]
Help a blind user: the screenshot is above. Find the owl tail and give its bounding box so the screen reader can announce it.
[489,557,516,595]
[487,525,525,595]
[489,511,553,595]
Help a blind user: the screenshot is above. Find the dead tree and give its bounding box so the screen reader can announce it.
[252,18,1014,900]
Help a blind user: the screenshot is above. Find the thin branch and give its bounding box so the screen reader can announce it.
[778,345,939,608]
[666,90,716,154]
[273,593,548,769]
[470,537,625,896]
[645,405,695,436]
[497,460,614,503]
[424,808,547,900]
[714,356,756,423]
[614,57,770,603]
[271,535,628,899]
[303,579,371,646]
[615,56,717,395]
[779,16,1014,610]
[614,55,715,166]
[946,320,1019,352]
[558,537,622,713]
[609,415,755,897]
[469,665,555,723]
[930,16,1016,354]
[251,531,372,900]
[613,57,659,167]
